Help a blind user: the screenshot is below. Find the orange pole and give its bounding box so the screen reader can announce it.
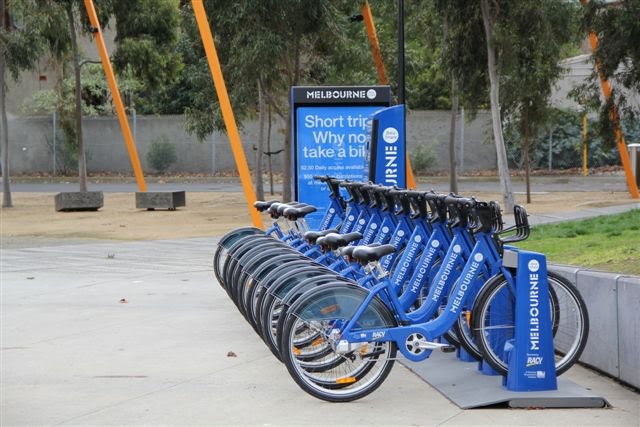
[83,0,146,192]
[361,1,416,189]
[580,0,639,198]
[361,1,388,85]
[191,0,263,228]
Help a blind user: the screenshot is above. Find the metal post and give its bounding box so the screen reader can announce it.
[52,111,56,176]
[397,0,405,105]
[583,112,588,176]
[580,0,638,198]
[211,130,216,175]
[459,107,465,173]
[548,129,553,171]
[83,0,147,192]
[132,102,137,145]
[192,0,263,228]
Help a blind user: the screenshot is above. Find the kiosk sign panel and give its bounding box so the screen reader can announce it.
[366,105,406,188]
[292,86,391,228]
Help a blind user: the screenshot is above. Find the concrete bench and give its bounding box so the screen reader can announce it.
[135,191,186,211]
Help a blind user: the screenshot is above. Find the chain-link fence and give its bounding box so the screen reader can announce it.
[505,110,639,173]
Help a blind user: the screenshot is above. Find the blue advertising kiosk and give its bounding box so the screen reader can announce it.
[292,85,392,227]
[365,104,407,188]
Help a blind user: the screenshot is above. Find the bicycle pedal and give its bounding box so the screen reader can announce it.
[416,340,453,351]
[439,345,456,353]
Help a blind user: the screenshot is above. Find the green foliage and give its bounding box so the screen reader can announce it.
[409,143,436,174]
[111,0,182,91]
[504,108,634,170]
[520,210,640,275]
[0,0,48,81]
[575,0,640,141]
[146,135,177,173]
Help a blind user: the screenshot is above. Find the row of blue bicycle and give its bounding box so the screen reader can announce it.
[213,176,589,402]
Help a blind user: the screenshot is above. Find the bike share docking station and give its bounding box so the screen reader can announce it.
[403,249,607,409]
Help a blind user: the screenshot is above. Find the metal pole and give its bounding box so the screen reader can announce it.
[548,129,553,171]
[397,0,405,105]
[132,98,137,145]
[83,0,147,192]
[211,129,216,175]
[52,111,56,175]
[192,0,263,228]
[459,107,465,173]
[583,112,588,176]
[580,0,638,198]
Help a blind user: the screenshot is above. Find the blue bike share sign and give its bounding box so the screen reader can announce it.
[365,104,407,188]
[292,86,391,228]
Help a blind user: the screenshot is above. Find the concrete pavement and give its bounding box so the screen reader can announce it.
[1,237,639,426]
[6,173,633,194]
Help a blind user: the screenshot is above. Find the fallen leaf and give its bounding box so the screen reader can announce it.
[227,351,237,357]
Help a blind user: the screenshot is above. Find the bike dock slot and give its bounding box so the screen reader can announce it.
[401,249,607,409]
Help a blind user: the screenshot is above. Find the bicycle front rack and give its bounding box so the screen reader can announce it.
[496,205,530,244]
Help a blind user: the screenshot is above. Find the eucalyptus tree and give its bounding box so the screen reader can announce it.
[580,0,640,141]
[179,1,369,201]
[0,0,48,207]
[437,0,580,210]
[500,0,580,203]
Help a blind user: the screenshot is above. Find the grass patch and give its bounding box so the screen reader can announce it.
[518,209,640,275]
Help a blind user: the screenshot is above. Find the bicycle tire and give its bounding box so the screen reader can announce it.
[230,245,299,313]
[238,253,310,321]
[213,227,262,286]
[253,265,326,333]
[224,236,278,295]
[280,283,397,402]
[221,234,273,291]
[472,271,589,376]
[259,272,336,359]
[455,273,561,361]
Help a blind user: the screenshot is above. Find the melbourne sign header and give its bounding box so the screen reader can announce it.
[293,85,391,104]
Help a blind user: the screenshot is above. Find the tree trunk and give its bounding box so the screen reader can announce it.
[480,0,515,212]
[523,102,531,204]
[449,76,459,194]
[255,79,265,201]
[267,104,274,195]
[66,3,87,192]
[282,39,301,202]
[1,0,12,207]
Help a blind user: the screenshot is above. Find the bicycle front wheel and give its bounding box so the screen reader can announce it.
[472,271,589,376]
[280,284,397,402]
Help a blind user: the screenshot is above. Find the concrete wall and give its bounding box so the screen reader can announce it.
[550,264,640,389]
[5,111,496,175]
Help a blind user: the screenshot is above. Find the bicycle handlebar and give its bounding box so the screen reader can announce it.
[313,175,342,198]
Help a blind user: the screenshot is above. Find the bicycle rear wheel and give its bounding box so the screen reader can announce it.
[472,271,588,376]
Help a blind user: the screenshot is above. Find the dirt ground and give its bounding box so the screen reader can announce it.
[0,190,636,247]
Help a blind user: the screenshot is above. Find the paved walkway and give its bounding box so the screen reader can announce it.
[1,237,638,426]
[7,173,634,194]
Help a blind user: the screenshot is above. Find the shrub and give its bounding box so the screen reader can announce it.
[410,143,436,174]
[146,136,177,173]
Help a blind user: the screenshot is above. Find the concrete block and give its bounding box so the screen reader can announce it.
[54,191,103,212]
[617,275,640,389]
[548,265,582,354]
[576,270,620,378]
[135,191,185,210]
[549,264,580,286]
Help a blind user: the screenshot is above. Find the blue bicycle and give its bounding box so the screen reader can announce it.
[277,199,589,402]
